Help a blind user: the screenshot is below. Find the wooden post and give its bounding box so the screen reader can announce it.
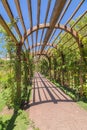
[53,57,57,80]
[78,41,86,97]
[16,43,22,107]
[49,56,52,79]
[61,52,65,86]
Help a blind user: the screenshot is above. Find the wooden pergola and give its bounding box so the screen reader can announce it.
[0,0,87,58]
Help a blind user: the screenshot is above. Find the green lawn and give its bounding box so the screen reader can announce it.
[0,90,39,130]
[77,101,87,111]
[0,110,29,130]
[0,85,39,130]
[0,110,40,130]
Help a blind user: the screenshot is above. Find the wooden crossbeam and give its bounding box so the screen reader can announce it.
[71,10,87,28]
[14,0,26,32]
[50,22,87,56]
[23,23,78,45]
[27,0,33,28]
[36,0,41,53]
[78,23,87,32]
[47,0,71,45]
[57,11,87,46]
[14,0,29,49]
[2,0,22,39]
[27,0,34,48]
[0,15,18,44]
[41,0,66,53]
[58,0,71,23]
[65,0,84,25]
[45,0,71,53]
[38,0,51,51]
[31,50,51,57]
[28,42,56,50]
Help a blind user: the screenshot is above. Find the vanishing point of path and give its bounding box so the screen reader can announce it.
[26,72,87,130]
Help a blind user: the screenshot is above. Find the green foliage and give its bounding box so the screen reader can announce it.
[38,58,49,76]
[0,92,5,112]
[1,73,16,108]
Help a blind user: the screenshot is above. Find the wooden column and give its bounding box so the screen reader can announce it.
[16,43,22,107]
[49,56,52,79]
[53,57,57,80]
[78,41,86,96]
[79,41,86,64]
[60,52,65,86]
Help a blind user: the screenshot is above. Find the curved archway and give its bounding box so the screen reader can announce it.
[31,51,51,58]
[32,51,51,67]
[22,23,79,44]
[29,42,57,50]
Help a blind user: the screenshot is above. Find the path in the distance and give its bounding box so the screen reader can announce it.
[27,72,87,130]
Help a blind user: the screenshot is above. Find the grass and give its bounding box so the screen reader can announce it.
[0,110,29,130]
[77,101,87,110]
[0,85,39,130]
[0,110,40,130]
[0,89,39,130]
[0,84,39,130]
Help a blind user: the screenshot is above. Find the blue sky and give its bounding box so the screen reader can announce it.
[0,0,87,57]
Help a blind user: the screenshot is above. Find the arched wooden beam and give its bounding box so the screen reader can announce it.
[33,55,50,64]
[31,51,51,58]
[32,51,51,65]
[29,42,57,50]
[22,23,79,44]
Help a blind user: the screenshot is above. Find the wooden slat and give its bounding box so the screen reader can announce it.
[27,0,34,50]
[0,15,18,44]
[36,0,41,53]
[58,0,71,23]
[47,0,71,50]
[71,10,87,28]
[28,42,56,50]
[27,0,33,28]
[57,11,87,46]
[65,0,84,25]
[2,0,22,39]
[41,0,66,53]
[39,0,51,51]
[78,23,87,32]
[14,0,29,48]
[14,0,26,32]
[46,0,71,52]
